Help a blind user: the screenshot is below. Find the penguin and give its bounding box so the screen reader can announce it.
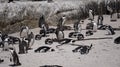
[18,38,28,54]
[26,32,34,49]
[88,10,94,20]
[59,38,75,45]
[38,15,46,28]
[86,30,93,36]
[106,25,115,35]
[97,15,103,26]
[73,20,82,33]
[34,46,55,53]
[35,34,41,40]
[45,38,53,45]
[9,48,21,66]
[0,58,4,63]
[0,33,3,48]
[8,36,20,44]
[55,28,64,41]
[72,44,92,54]
[114,36,120,44]
[20,26,29,39]
[3,36,9,51]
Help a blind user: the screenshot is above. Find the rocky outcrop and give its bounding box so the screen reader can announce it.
[0,0,119,33]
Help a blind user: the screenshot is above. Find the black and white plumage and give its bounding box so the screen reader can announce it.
[35,34,42,40]
[55,28,64,41]
[9,48,21,66]
[72,44,93,54]
[73,20,82,32]
[86,30,93,36]
[3,37,9,51]
[18,38,28,54]
[92,21,97,32]
[8,36,20,44]
[59,38,75,45]
[0,58,4,63]
[45,38,53,45]
[86,23,94,30]
[88,10,94,20]
[34,46,55,53]
[8,0,13,3]
[20,26,29,39]
[47,28,56,33]
[97,15,103,26]
[106,25,115,35]
[98,25,107,30]
[114,36,120,44]
[0,35,3,48]
[26,32,35,48]
[68,32,84,40]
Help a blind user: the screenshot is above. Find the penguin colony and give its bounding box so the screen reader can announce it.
[0,1,120,66]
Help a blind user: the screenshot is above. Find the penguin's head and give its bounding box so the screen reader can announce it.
[72,40,76,43]
[9,47,14,53]
[51,49,55,52]
[89,10,93,12]
[62,15,66,19]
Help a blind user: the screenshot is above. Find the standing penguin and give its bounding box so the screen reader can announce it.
[0,32,3,48]
[39,15,49,37]
[3,35,9,51]
[55,15,66,41]
[73,20,82,33]
[97,15,104,27]
[9,48,21,66]
[38,15,46,28]
[111,10,117,21]
[18,38,28,54]
[27,32,35,49]
[18,39,25,54]
[57,15,66,31]
[55,28,64,41]
[88,10,94,21]
[20,23,29,39]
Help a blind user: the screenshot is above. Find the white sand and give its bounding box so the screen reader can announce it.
[0,15,120,67]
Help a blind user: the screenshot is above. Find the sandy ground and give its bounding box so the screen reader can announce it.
[0,15,120,67]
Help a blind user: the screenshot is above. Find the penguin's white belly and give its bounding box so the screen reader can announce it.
[4,42,9,50]
[58,31,64,40]
[106,29,111,34]
[93,23,97,32]
[111,13,117,21]
[21,29,28,38]
[0,37,2,42]
[89,13,93,20]
[29,38,35,48]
